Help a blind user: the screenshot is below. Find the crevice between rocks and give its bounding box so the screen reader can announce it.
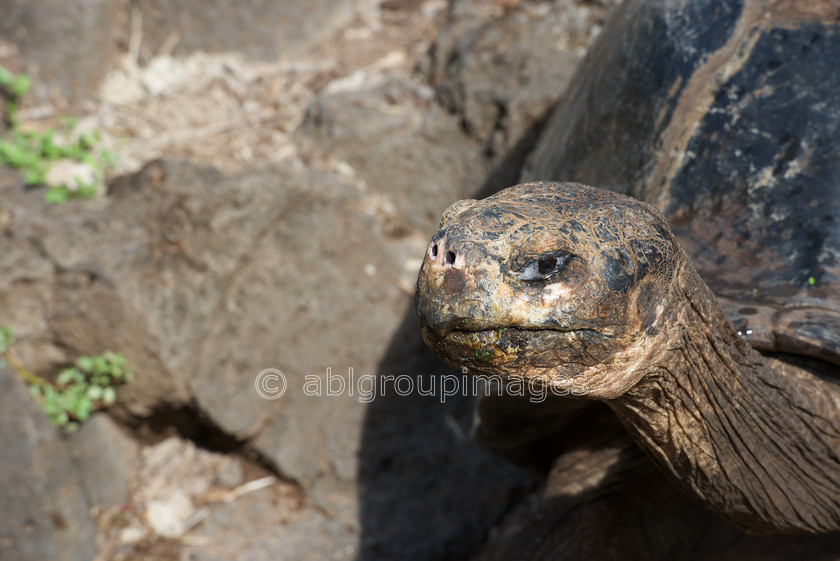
[117,401,298,488]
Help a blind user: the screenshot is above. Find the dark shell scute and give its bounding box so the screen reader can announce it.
[523,0,743,194]
[667,23,840,299]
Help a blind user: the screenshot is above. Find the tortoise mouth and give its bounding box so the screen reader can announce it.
[441,324,602,339]
[423,324,605,369]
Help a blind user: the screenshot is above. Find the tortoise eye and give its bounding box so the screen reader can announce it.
[538,257,557,275]
[518,251,570,282]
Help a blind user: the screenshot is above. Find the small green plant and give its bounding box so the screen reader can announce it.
[29,351,133,431]
[0,67,116,204]
[0,326,132,432]
[0,67,31,127]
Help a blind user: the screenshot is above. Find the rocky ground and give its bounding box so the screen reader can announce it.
[0,1,616,560]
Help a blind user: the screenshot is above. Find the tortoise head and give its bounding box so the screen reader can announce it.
[415,181,680,399]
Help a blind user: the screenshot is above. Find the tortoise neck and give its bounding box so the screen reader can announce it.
[610,260,840,534]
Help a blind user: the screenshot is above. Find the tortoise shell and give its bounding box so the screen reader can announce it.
[524,0,840,368]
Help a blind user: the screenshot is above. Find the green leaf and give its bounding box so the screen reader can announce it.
[40,132,62,160]
[0,67,12,87]
[56,367,81,386]
[0,73,115,206]
[23,347,133,430]
[0,326,13,353]
[43,187,70,204]
[79,131,99,149]
[76,356,94,373]
[100,149,118,167]
[92,374,111,386]
[50,411,69,427]
[73,399,92,421]
[90,356,108,375]
[9,74,30,98]
[74,179,98,199]
[25,170,47,186]
[65,383,87,401]
[86,385,103,400]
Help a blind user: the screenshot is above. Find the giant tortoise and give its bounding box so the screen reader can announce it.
[415,0,840,559]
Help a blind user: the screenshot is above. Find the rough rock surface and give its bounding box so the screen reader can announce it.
[297,82,490,233]
[128,0,367,63]
[1,157,532,560]
[425,0,609,194]
[0,0,381,105]
[0,0,126,104]
[0,366,139,561]
[0,0,616,559]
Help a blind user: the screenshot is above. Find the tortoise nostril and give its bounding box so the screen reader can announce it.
[431,244,438,258]
[445,251,456,265]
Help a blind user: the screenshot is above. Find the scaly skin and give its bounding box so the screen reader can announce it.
[415,181,840,534]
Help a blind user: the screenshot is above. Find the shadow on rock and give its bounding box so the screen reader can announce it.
[355,305,534,561]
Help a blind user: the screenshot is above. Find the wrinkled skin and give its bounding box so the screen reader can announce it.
[416,181,840,543]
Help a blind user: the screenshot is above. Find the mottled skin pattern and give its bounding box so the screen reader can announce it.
[417,182,676,399]
[416,182,840,541]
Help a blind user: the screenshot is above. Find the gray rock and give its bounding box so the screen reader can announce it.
[2,155,532,560]
[186,161,410,445]
[180,486,357,561]
[0,0,126,104]
[297,80,490,233]
[4,157,408,436]
[0,0,366,105]
[130,0,359,63]
[72,413,141,511]
[425,0,616,193]
[214,457,244,489]
[0,367,97,561]
[2,158,413,539]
